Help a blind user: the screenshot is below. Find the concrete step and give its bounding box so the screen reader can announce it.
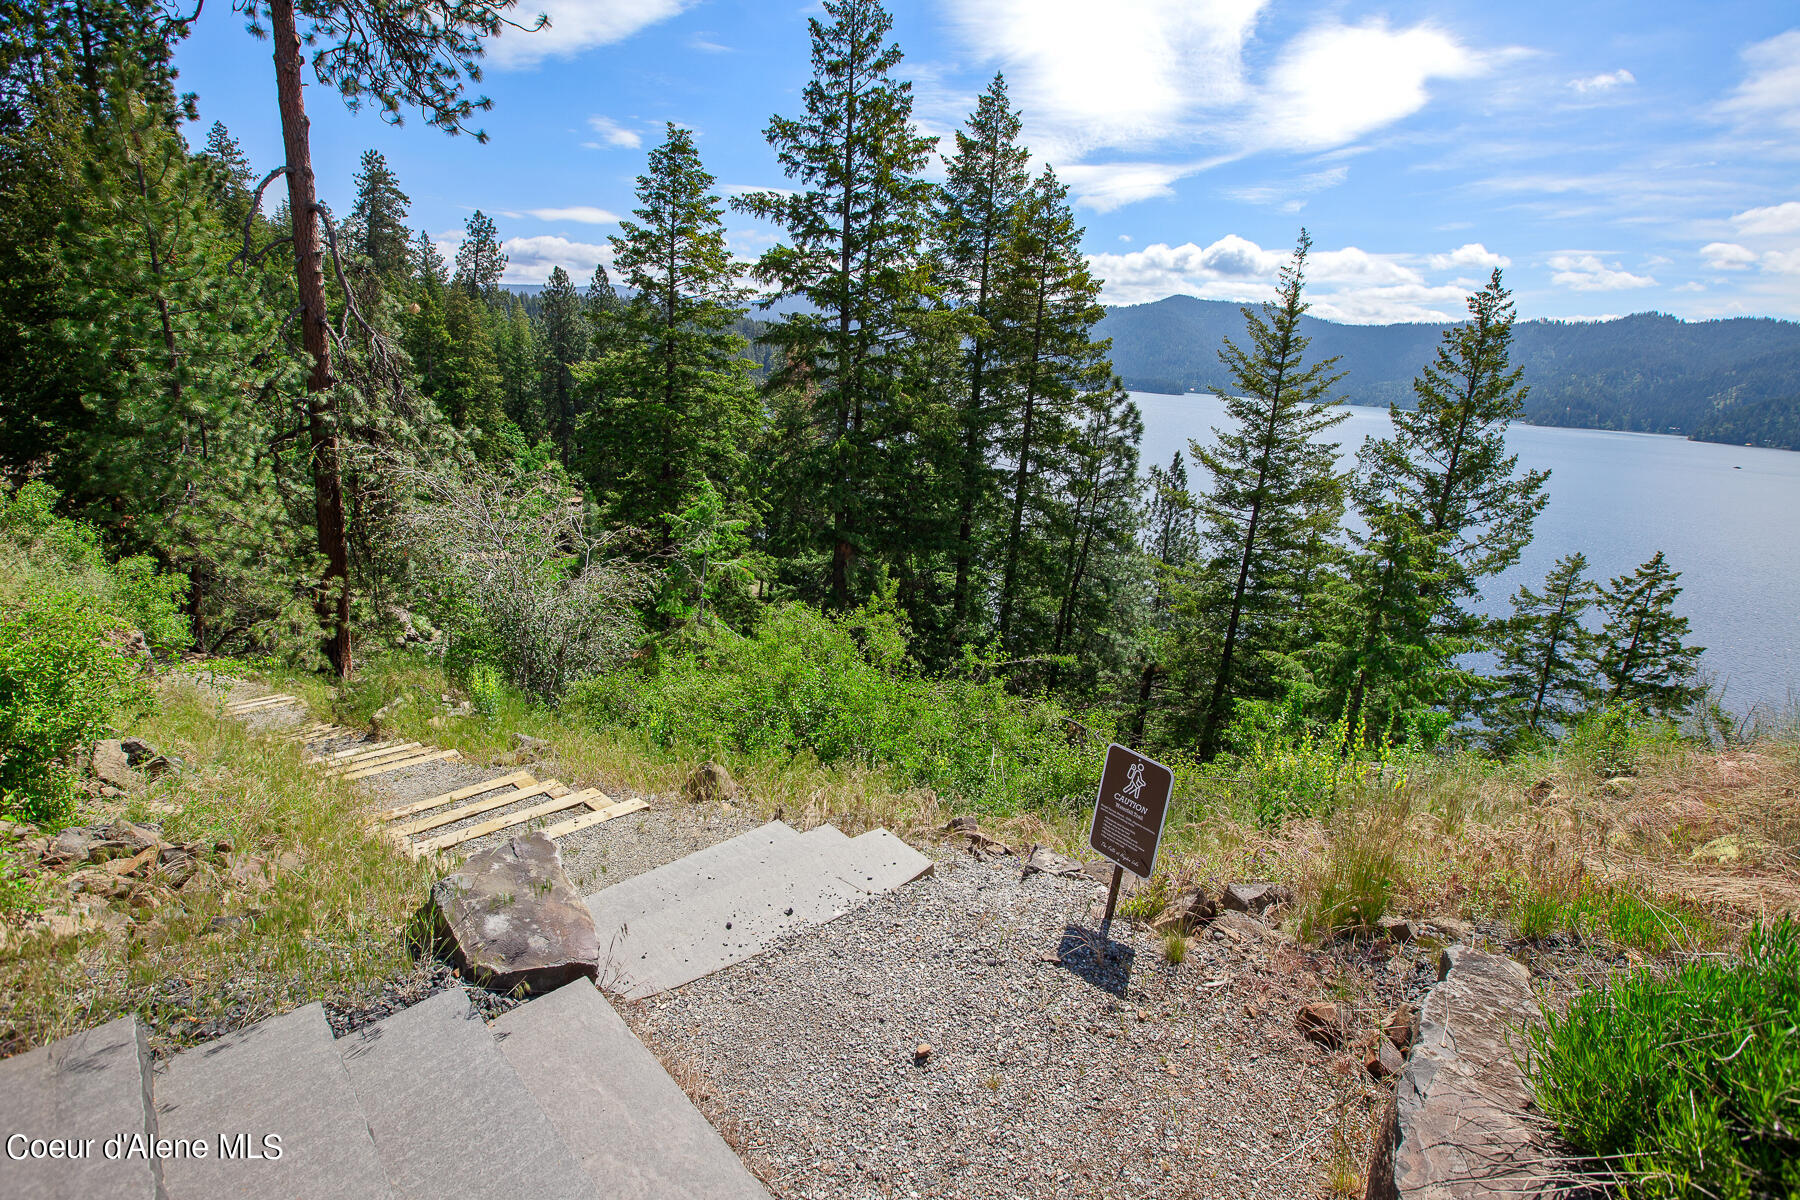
[492,980,768,1200]
[585,821,801,937]
[152,1003,390,1200]
[336,989,594,1200]
[596,825,933,999]
[0,1015,162,1199]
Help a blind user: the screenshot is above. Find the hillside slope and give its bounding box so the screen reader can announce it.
[1099,296,1800,447]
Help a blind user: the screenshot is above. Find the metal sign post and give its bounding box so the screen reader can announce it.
[1088,743,1175,945]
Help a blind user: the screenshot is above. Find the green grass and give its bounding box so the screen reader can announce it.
[1530,917,1800,1199]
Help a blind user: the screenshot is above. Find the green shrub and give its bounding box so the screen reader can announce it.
[568,600,1104,814]
[1565,703,1680,778]
[1530,918,1800,1199]
[1219,694,1414,826]
[467,662,505,718]
[0,588,150,824]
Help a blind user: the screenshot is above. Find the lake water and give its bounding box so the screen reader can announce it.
[1134,392,1800,717]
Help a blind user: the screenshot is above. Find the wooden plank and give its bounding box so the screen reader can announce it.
[340,748,461,781]
[415,790,602,853]
[320,739,401,761]
[325,740,419,765]
[539,798,649,841]
[278,723,332,740]
[376,771,536,822]
[227,695,296,713]
[391,779,567,837]
[227,693,295,709]
[326,744,437,775]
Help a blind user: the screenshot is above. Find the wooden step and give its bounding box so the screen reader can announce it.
[376,771,535,822]
[391,779,568,837]
[415,789,609,853]
[338,749,461,781]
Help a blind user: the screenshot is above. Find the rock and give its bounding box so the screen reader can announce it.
[914,1043,932,1061]
[226,854,273,893]
[1601,775,1633,796]
[1691,834,1772,865]
[1295,1001,1349,1049]
[1377,916,1417,943]
[513,733,549,753]
[119,737,157,765]
[90,739,135,789]
[1426,916,1473,942]
[42,820,166,866]
[1222,882,1291,916]
[425,832,599,995]
[1021,845,1085,879]
[684,761,739,804]
[1382,1004,1417,1053]
[1364,947,1541,1200]
[97,785,124,798]
[1151,888,1218,935]
[1365,1038,1405,1079]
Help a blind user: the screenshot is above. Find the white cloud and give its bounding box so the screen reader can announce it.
[1427,243,1511,270]
[1701,242,1759,270]
[1224,166,1348,207]
[527,206,619,225]
[1718,30,1800,134]
[1058,161,1212,212]
[1089,234,1489,321]
[939,0,1265,162]
[1732,201,1800,236]
[499,235,611,284]
[487,0,690,69]
[1548,253,1657,291]
[1569,68,1635,94]
[586,116,642,149]
[1118,234,1132,243]
[1256,20,1485,151]
[1762,248,1800,275]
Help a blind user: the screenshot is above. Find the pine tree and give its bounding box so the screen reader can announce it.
[200,121,256,227]
[1143,452,1199,593]
[454,208,506,298]
[1048,391,1142,673]
[939,72,1030,637]
[538,265,587,459]
[1185,231,1347,759]
[413,228,449,288]
[731,0,936,608]
[583,122,756,544]
[1595,551,1704,717]
[991,166,1115,651]
[348,148,411,276]
[1365,271,1548,644]
[1493,552,1598,742]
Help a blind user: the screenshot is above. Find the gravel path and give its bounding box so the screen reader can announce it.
[627,849,1389,1200]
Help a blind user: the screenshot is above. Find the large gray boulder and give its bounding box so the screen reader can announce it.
[427,833,600,996]
[1365,946,1548,1199]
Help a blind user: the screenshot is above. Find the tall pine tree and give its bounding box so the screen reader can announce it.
[1493,552,1598,743]
[348,148,411,276]
[538,264,586,460]
[454,208,506,298]
[1185,231,1346,759]
[1595,551,1704,717]
[732,0,935,608]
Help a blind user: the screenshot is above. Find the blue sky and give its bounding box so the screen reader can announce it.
[171,1,1800,325]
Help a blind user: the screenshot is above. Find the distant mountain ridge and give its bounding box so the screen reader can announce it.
[1097,295,1800,450]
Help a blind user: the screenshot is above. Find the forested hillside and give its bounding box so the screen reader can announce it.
[1,0,1722,827]
[1101,295,1800,447]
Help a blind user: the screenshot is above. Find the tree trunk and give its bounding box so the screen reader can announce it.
[271,0,352,678]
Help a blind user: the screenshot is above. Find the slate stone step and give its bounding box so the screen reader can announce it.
[597,825,933,999]
[336,988,594,1200]
[492,979,769,1200]
[585,821,801,937]
[153,1003,390,1200]
[0,1014,162,1200]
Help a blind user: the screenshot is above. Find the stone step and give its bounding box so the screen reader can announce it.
[0,1014,162,1199]
[492,980,769,1200]
[153,1003,390,1200]
[597,825,933,999]
[336,988,594,1200]
[584,821,801,937]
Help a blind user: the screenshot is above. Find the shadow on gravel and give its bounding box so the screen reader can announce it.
[1053,925,1135,997]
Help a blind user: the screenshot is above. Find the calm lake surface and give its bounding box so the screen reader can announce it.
[1134,392,1800,717]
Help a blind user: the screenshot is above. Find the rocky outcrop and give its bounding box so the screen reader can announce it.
[1221,881,1291,916]
[426,833,599,995]
[1365,947,1546,1200]
[684,761,739,804]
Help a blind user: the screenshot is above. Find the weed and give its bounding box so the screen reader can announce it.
[1161,929,1188,965]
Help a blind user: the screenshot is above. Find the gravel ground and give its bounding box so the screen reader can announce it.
[625,848,1423,1200]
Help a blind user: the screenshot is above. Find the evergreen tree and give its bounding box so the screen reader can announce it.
[538,265,586,459]
[1595,551,1704,717]
[347,147,411,275]
[453,208,506,298]
[490,294,539,441]
[413,227,449,288]
[1184,231,1346,759]
[731,0,936,608]
[938,72,1029,637]
[1493,552,1598,742]
[582,122,755,544]
[1048,391,1142,673]
[991,166,1115,651]
[200,121,256,227]
[1364,271,1548,641]
[1143,452,1199,596]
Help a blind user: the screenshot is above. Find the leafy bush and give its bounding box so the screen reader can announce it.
[1220,693,1413,826]
[467,662,505,718]
[569,599,1103,814]
[1530,918,1800,1199]
[0,589,150,824]
[1564,702,1680,778]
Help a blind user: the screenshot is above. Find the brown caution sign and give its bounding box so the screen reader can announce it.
[1088,743,1174,880]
